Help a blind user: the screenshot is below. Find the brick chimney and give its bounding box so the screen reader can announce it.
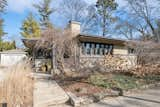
[68,21,81,38]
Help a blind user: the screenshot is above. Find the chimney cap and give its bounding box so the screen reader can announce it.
[69,20,81,25]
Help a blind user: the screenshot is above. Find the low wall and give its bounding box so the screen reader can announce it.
[0,53,27,67]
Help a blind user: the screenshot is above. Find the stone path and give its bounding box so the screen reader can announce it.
[33,73,69,107]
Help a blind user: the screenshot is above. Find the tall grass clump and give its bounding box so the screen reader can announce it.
[0,61,34,107]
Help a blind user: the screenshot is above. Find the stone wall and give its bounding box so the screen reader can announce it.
[80,56,105,69]
[80,55,137,72]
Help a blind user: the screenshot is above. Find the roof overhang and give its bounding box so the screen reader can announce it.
[78,34,126,46]
[22,38,39,49]
[22,34,127,49]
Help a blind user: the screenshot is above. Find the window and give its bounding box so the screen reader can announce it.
[104,45,109,55]
[96,44,100,55]
[86,43,91,55]
[100,44,105,55]
[91,43,95,55]
[82,43,86,55]
[109,45,113,54]
[1,103,7,107]
[81,42,114,56]
[128,48,135,54]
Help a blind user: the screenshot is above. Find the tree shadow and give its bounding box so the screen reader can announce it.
[123,95,160,104]
[96,101,124,107]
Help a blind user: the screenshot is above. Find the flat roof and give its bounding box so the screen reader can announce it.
[22,38,39,48]
[22,34,127,48]
[0,49,27,54]
[78,34,126,46]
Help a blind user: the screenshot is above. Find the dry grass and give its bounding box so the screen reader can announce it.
[0,61,34,107]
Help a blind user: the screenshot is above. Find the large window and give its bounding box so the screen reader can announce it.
[81,42,113,56]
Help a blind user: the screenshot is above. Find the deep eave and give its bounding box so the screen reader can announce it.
[22,38,39,49]
[22,34,127,48]
[78,34,126,46]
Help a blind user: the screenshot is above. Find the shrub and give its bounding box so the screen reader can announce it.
[129,64,160,77]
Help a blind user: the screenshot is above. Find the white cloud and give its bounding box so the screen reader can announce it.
[7,0,159,13]
[116,0,127,8]
[7,0,42,13]
[85,0,96,4]
[7,0,62,13]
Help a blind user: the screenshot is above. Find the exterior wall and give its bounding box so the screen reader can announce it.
[113,45,128,55]
[79,45,137,70]
[0,53,26,66]
[80,56,105,69]
[114,54,137,68]
[79,55,137,71]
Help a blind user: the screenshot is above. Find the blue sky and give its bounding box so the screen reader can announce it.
[0,0,140,47]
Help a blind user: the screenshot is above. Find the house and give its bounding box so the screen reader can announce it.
[22,21,137,73]
[0,49,27,67]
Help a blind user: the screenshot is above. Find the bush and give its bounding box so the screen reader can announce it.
[129,64,160,77]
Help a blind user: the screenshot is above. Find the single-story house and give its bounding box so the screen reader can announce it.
[22,21,137,73]
[0,49,27,67]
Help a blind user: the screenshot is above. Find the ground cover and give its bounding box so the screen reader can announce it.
[56,72,160,97]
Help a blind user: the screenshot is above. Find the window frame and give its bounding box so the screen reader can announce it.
[81,42,114,56]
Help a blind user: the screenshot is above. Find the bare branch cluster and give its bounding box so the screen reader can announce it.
[35,28,78,73]
[126,41,160,65]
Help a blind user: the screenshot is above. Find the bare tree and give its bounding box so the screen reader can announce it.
[35,28,78,73]
[115,18,135,40]
[126,41,160,76]
[117,0,159,41]
[127,41,160,66]
[0,0,7,13]
[59,0,97,33]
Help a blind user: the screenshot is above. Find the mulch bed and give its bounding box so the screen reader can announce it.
[62,82,106,97]
[55,75,108,97]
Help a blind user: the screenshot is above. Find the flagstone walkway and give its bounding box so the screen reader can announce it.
[33,73,69,107]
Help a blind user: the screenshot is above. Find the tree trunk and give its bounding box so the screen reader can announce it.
[52,46,57,71]
[102,9,106,37]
